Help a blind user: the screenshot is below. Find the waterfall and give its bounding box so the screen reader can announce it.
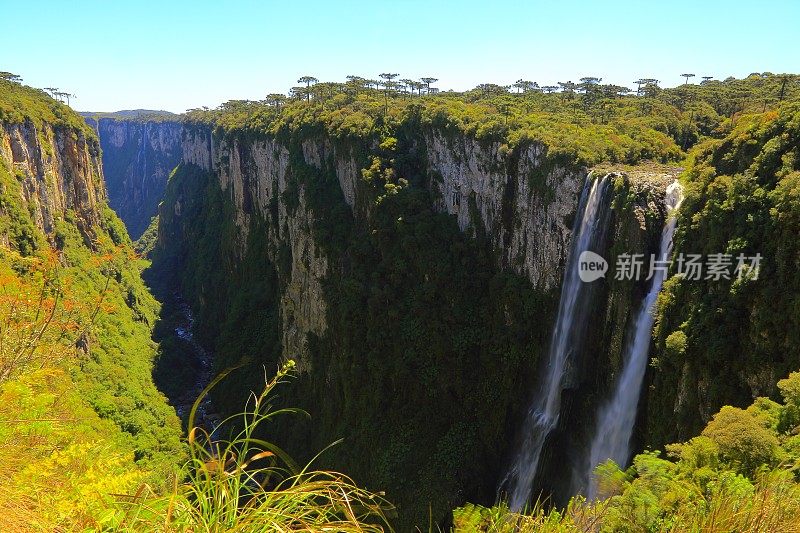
[580,180,684,497]
[501,173,612,511]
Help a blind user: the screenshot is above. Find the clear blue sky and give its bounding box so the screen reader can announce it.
[3,0,799,113]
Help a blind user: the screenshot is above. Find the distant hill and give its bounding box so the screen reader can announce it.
[80,109,178,121]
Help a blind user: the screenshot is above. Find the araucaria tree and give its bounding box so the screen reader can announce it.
[0,72,22,83]
[779,74,797,102]
[420,77,438,95]
[379,73,399,89]
[297,76,318,101]
[265,93,287,109]
[378,74,399,113]
[399,79,414,96]
[345,75,366,96]
[639,78,660,97]
[578,77,602,110]
[558,81,577,99]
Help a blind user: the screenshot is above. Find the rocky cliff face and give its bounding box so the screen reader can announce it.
[151,123,670,526]
[0,119,104,247]
[0,87,186,477]
[220,134,332,369]
[172,128,593,365]
[85,117,183,239]
[426,133,582,291]
[169,130,332,367]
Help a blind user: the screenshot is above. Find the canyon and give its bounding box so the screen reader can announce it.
[89,115,679,524]
[83,113,183,239]
[3,73,799,530]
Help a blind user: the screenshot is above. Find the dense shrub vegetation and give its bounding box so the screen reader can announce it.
[451,96,800,533]
[146,74,800,529]
[1,78,389,531]
[454,369,800,532]
[0,77,91,133]
[3,70,800,530]
[0,84,183,528]
[184,72,799,169]
[648,103,800,445]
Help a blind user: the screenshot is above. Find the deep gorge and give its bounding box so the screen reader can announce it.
[91,115,679,526]
[3,0,800,522]
[2,70,799,530]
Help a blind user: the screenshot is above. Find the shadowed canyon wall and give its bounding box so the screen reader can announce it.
[138,119,670,526]
[82,103,800,529]
[85,116,183,239]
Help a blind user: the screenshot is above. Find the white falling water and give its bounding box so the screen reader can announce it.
[502,174,610,511]
[581,180,684,497]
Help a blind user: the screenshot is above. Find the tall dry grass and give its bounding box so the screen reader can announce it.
[115,363,392,532]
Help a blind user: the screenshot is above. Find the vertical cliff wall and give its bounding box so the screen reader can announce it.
[167,127,589,367]
[85,116,183,239]
[644,106,800,449]
[0,119,105,249]
[146,119,670,527]
[425,133,581,290]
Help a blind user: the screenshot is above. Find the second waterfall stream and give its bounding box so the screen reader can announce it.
[578,179,684,496]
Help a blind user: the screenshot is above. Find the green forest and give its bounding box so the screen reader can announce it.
[1,65,800,532]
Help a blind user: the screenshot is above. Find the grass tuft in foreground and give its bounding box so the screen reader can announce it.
[114,361,392,532]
